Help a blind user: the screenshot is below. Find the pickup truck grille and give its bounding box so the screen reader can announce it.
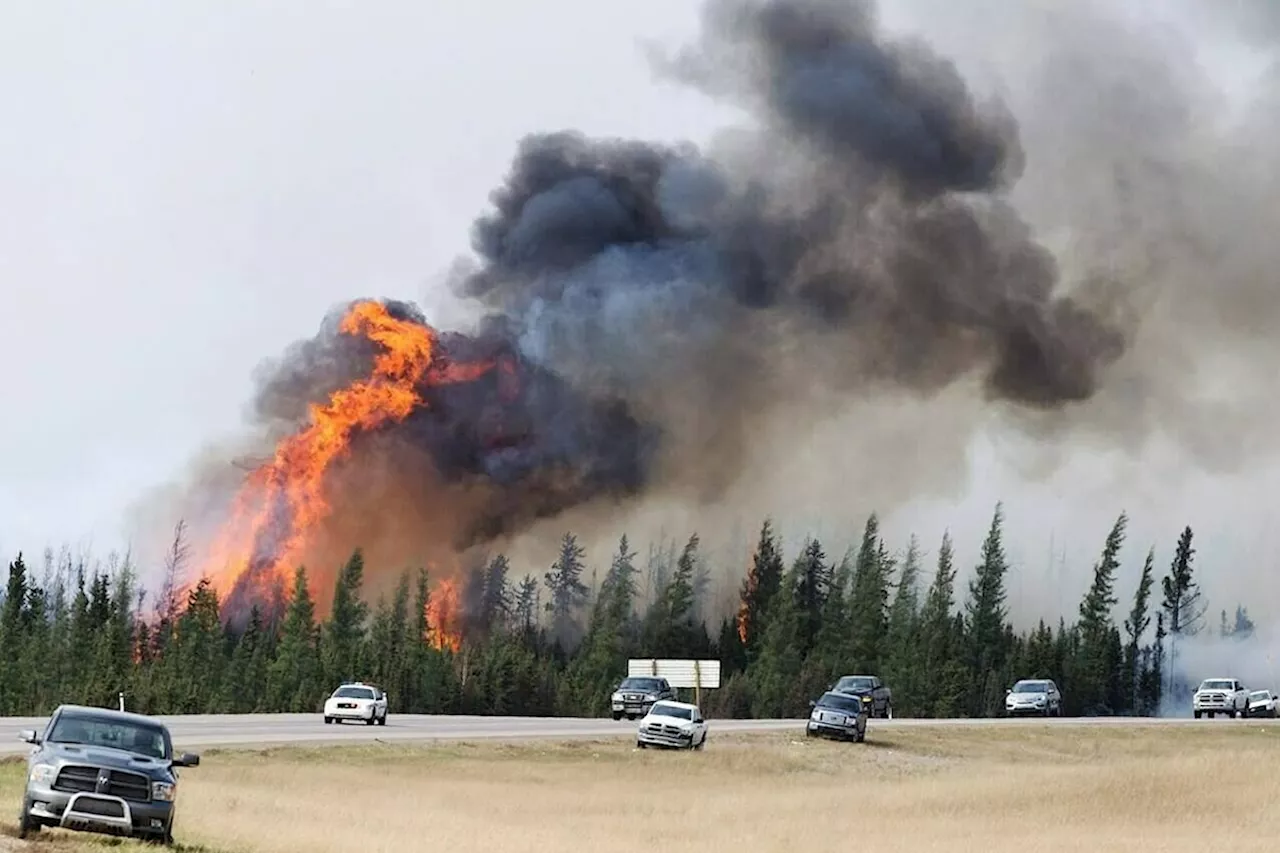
[1197,692,1229,706]
[53,765,151,803]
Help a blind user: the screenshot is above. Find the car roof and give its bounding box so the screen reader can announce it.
[52,704,169,729]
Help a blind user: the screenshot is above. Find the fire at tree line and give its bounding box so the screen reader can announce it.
[0,503,1256,720]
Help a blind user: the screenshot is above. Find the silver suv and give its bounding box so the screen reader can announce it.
[1004,679,1063,717]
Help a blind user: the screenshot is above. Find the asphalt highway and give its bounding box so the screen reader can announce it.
[0,711,1265,756]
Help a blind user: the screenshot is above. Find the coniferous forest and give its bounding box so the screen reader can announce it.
[0,504,1257,720]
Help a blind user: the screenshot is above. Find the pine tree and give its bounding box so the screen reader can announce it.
[1076,512,1126,713]
[269,566,322,712]
[644,533,704,657]
[884,536,922,715]
[322,549,370,686]
[544,533,589,649]
[791,538,830,656]
[965,503,1012,716]
[918,531,963,716]
[848,515,891,673]
[1161,526,1205,705]
[0,553,30,713]
[1122,547,1155,714]
[736,519,785,660]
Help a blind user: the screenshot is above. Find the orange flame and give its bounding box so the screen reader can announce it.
[200,300,494,608]
[426,578,462,652]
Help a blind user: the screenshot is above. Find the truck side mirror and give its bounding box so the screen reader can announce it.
[18,730,39,745]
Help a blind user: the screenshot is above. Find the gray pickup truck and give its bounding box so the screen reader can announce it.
[16,704,201,846]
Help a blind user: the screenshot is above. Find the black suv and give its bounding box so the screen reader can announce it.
[17,704,201,845]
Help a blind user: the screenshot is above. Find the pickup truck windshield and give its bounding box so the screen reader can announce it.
[618,678,664,692]
[834,677,874,691]
[47,713,168,760]
[650,702,692,719]
[1200,680,1235,690]
[816,693,862,713]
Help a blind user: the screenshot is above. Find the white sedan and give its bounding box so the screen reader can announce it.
[323,682,388,725]
[636,700,708,750]
[1247,689,1279,718]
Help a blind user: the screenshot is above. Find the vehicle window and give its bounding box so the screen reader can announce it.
[835,677,874,691]
[650,702,692,719]
[46,713,168,760]
[1200,680,1234,690]
[619,678,664,692]
[816,692,861,713]
[1249,690,1270,700]
[333,686,376,699]
[1011,681,1048,693]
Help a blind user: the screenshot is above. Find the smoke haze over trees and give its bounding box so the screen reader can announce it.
[0,508,1264,719]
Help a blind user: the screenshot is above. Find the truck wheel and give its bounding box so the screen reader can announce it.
[1193,710,1201,719]
[324,716,333,724]
[1208,711,1215,719]
[17,801,40,839]
[856,727,866,743]
[612,712,622,721]
[1228,710,1237,719]
[377,712,387,726]
[636,741,647,749]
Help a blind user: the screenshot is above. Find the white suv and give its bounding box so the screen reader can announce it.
[1193,678,1248,719]
[323,682,388,726]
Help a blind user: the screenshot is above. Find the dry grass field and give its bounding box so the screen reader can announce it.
[4,723,1280,853]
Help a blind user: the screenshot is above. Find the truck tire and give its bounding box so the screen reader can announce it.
[1194,710,1202,719]
[1228,709,1237,719]
[612,712,622,721]
[377,711,387,726]
[17,800,40,839]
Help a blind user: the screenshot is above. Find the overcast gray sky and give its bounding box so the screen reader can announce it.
[0,0,723,553]
[3,0,1279,633]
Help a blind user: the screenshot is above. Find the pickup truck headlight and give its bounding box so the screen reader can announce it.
[643,694,657,702]
[151,782,176,802]
[861,695,872,703]
[28,764,56,785]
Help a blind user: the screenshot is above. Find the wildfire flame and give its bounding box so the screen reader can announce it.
[426,578,462,652]
[200,300,495,610]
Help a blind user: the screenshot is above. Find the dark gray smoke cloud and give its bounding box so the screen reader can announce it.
[449,0,1126,505]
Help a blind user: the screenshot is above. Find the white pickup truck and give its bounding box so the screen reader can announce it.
[1192,677,1249,719]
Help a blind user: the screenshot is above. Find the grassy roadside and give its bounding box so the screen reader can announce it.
[2,723,1279,853]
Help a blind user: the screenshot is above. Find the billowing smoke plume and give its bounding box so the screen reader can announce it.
[130,0,1280,631]
[444,0,1125,506]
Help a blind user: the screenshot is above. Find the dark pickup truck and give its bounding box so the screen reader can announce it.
[830,674,893,719]
[17,704,200,846]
